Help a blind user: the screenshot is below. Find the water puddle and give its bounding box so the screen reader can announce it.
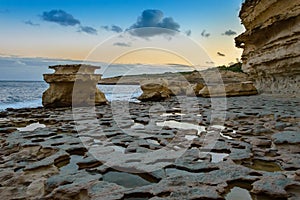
[102,171,156,188]
[131,123,145,129]
[161,113,186,117]
[220,132,233,140]
[185,135,198,141]
[242,159,282,172]
[225,187,252,200]
[198,152,229,163]
[17,122,46,132]
[146,139,160,145]
[156,120,205,135]
[224,181,253,200]
[59,155,81,174]
[210,125,234,140]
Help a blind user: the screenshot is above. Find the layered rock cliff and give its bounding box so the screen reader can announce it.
[235,0,300,94]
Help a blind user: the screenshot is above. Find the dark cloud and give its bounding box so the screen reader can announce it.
[111,25,123,33]
[222,29,237,36]
[113,42,131,47]
[185,30,192,36]
[101,25,123,33]
[24,20,40,26]
[217,52,226,57]
[78,26,97,35]
[41,9,80,26]
[201,30,210,37]
[128,9,180,37]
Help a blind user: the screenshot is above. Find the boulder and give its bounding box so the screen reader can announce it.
[138,79,205,101]
[138,79,172,101]
[42,64,107,108]
[199,81,258,97]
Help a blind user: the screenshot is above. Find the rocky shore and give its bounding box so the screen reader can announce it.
[0,95,299,199]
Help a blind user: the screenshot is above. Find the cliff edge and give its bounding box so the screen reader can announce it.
[235,0,300,94]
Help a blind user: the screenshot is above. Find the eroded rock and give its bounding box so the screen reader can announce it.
[42,64,107,108]
[235,0,300,94]
[199,82,258,97]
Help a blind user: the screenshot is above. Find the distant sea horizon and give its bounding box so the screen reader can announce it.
[0,55,200,81]
[0,81,142,111]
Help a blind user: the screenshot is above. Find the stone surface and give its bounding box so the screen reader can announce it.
[199,81,258,97]
[272,131,300,144]
[235,0,300,94]
[0,94,299,199]
[42,64,107,108]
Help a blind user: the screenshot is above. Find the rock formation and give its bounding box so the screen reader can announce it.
[138,77,257,101]
[199,81,258,98]
[42,64,107,108]
[138,79,204,101]
[235,0,300,94]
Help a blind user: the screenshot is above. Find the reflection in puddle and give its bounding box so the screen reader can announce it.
[156,120,205,135]
[185,135,198,141]
[102,171,155,188]
[243,159,282,172]
[210,152,229,163]
[198,152,229,163]
[131,123,145,129]
[225,187,252,200]
[59,155,81,174]
[220,132,233,140]
[146,139,160,145]
[161,113,186,117]
[17,122,46,132]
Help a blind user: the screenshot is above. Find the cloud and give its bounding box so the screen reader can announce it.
[113,42,131,47]
[111,25,123,33]
[41,9,80,26]
[185,30,192,36]
[222,29,237,36]
[101,25,123,33]
[128,9,180,37]
[24,20,40,26]
[217,52,226,57]
[201,30,210,37]
[78,25,97,35]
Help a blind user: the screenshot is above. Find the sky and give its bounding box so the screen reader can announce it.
[0,0,245,80]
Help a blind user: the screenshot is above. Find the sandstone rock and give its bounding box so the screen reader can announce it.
[186,83,205,97]
[199,81,258,97]
[235,0,300,94]
[138,79,205,101]
[138,79,172,101]
[42,64,107,108]
[251,173,292,198]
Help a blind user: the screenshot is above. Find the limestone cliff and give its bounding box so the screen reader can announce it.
[235,0,300,94]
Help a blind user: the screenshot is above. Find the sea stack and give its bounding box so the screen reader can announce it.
[42,64,107,108]
[235,0,300,94]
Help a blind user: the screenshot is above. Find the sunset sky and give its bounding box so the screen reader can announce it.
[0,0,245,80]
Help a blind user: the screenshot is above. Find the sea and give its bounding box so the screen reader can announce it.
[0,81,142,111]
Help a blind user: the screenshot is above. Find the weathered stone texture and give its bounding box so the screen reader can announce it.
[235,0,300,94]
[42,64,107,107]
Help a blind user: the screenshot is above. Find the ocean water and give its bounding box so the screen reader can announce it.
[0,81,142,111]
